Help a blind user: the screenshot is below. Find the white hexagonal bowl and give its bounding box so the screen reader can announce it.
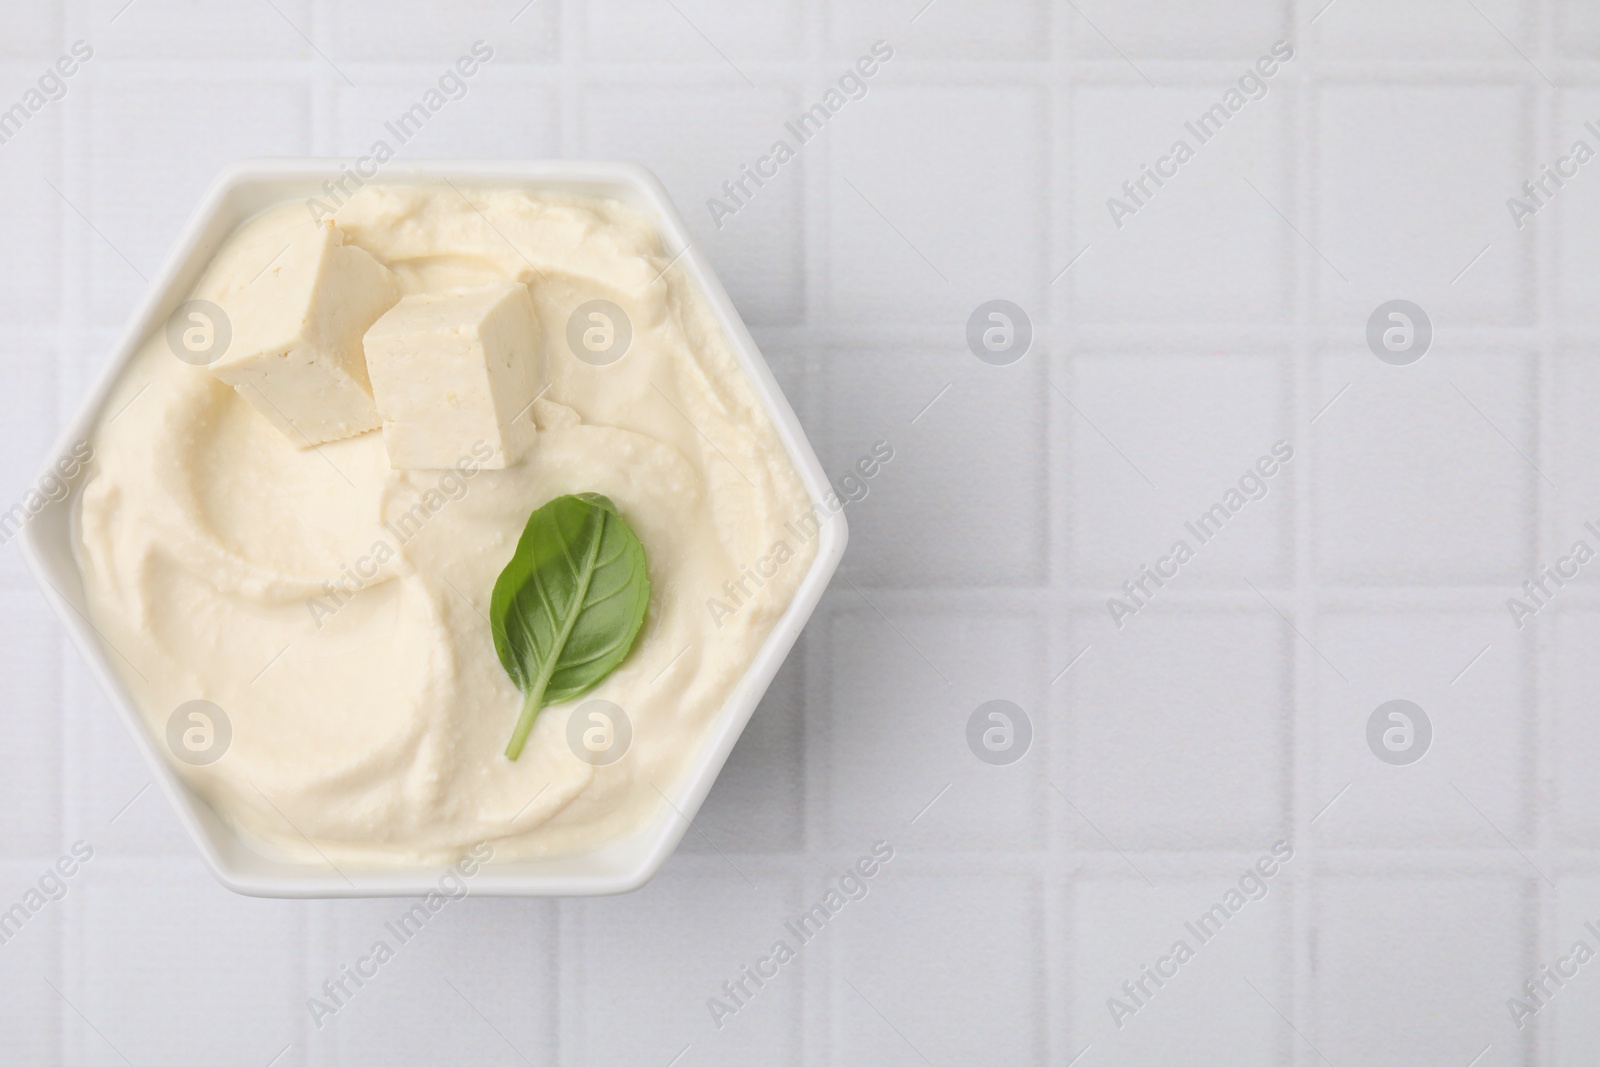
[20,159,845,897]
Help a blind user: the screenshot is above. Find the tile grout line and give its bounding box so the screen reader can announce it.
[1044,15,1071,1063]
[1047,9,1110,1057]
[1529,3,1555,1065]
[1289,4,1319,1062]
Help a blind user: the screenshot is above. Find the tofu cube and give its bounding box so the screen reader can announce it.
[363,281,542,470]
[207,219,400,446]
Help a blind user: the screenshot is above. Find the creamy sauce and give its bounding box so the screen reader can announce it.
[74,187,816,866]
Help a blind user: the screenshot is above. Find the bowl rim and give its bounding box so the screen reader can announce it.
[20,158,846,897]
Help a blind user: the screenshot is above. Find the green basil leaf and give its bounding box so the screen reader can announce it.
[490,492,651,760]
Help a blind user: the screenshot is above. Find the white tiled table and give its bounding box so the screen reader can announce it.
[2,0,1597,1063]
